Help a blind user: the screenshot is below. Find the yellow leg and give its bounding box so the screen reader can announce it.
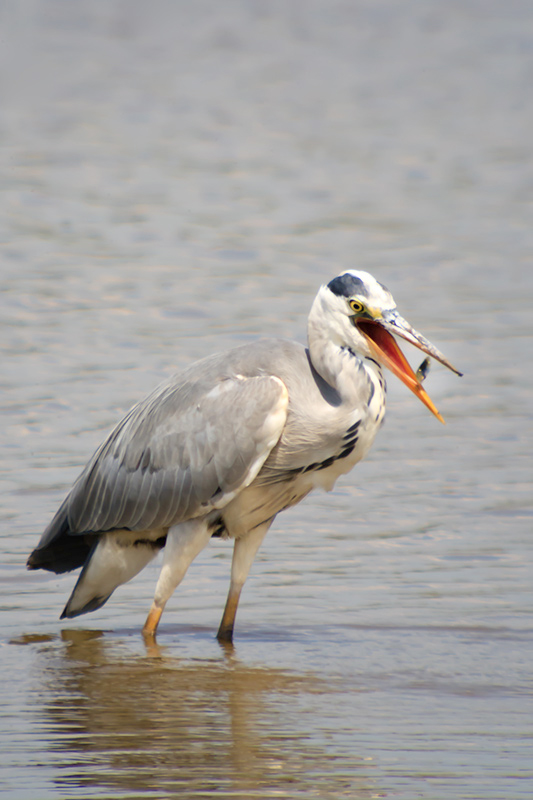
[216,522,271,643]
[217,588,241,642]
[142,602,164,637]
[142,520,213,638]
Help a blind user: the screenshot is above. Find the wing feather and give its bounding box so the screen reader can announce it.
[65,373,288,534]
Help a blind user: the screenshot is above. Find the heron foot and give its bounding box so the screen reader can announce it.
[216,624,234,644]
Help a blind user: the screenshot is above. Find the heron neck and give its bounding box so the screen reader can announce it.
[307,322,364,401]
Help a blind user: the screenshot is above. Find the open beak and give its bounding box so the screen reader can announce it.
[357,311,462,424]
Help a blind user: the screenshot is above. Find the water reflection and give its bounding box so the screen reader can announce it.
[24,629,371,799]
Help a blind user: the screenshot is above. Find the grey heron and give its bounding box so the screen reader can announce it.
[27,270,461,642]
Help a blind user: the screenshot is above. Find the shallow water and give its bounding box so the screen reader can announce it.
[1,2,532,798]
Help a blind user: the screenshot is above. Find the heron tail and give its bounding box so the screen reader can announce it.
[27,503,93,574]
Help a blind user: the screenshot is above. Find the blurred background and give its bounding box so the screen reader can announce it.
[1,2,532,798]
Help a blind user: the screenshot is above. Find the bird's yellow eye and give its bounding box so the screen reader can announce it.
[349,299,365,314]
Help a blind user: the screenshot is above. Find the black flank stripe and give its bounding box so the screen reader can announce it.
[337,444,355,459]
[345,420,361,435]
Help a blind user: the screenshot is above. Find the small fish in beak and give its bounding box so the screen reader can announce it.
[356,311,462,423]
[416,357,431,383]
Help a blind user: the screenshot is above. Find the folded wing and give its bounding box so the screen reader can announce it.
[28,372,289,572]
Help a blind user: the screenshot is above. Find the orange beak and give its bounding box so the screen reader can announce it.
[357,314,462,423]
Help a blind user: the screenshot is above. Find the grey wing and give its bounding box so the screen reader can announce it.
[63,373,289,534]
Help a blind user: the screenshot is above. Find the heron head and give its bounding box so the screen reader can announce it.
[312,270,462,423]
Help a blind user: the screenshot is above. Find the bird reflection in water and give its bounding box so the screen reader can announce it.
[25,629,372,798]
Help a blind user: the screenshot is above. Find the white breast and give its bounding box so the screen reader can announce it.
[308,414,381,492]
